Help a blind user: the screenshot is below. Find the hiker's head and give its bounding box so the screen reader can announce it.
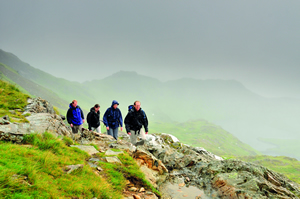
[94,104,100,112]
[112,100,119,109]
[72,100,78,107]
[134,101,141,111]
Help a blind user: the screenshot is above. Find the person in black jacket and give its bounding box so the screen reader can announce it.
[124,100,148,146]
[87,104,101,133]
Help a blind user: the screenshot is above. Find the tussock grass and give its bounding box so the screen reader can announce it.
[0,80,30,123]
[0,132,123,198]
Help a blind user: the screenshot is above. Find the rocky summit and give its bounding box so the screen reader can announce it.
[1,97,300,199]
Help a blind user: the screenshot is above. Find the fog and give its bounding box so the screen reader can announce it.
[1,1,300,98]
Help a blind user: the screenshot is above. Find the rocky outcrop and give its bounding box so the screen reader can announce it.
[0,97,72,143]
[23,97,55,114]
[106,133,300,198]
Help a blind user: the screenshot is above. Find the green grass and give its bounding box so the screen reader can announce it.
[0,132,123,199]
[228,155,300,184]
[150,120,261,157]
[0,80,30,123]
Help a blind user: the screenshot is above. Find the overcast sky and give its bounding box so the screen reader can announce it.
[1,0,300,98]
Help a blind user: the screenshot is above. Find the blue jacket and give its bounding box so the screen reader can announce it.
[103,100,123,129]
[66,103,84,125]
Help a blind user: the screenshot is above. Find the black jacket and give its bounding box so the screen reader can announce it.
[87,107,100,130]
[124,108,148,133]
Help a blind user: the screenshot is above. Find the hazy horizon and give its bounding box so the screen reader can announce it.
[1,1,300,98]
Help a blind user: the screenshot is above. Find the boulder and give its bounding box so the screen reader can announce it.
[24,97,55,114]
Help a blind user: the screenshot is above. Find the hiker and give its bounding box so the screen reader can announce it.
[103,100,123,140]
[124,100,148,146]
[66,100,85,135]
[87,104,101,134]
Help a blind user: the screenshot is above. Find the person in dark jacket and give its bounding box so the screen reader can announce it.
[66,100,85,136]
[103,100,123,140]
[87,104,101,133]
[125,100,148,146]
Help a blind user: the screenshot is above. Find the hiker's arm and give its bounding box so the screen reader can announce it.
[143,112,148,133]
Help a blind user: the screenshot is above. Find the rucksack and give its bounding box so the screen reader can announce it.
[87,112,92,124]
[128,105,134,111]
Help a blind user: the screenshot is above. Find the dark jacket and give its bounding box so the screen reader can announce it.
[66,103,84,125]
[103,100,123,129]
[87,107,100,130]
[124,107,148,133]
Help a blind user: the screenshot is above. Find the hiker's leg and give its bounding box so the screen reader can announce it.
[79,125,83,134]
[113,128,118,140]
[107,128,113,138]
[129,130,137,145]
[91,127,100,133]
[140,128,146,140]
[135,128,145,146]
[72,125,79,134]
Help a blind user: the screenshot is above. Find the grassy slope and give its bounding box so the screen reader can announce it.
[0,80,30,123]
[0,63,68,110]
[0,134,122,198]
[0,65,31,96]
[151,120,261,157]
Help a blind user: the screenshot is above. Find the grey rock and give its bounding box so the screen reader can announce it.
[64,164,83,174]
[70,145,99,155]
[105,149,124,156]
[24,97,55,114]
[105,156,122,164]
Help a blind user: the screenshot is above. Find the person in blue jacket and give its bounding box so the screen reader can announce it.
[66,99,85,135]
[103,100,123,140]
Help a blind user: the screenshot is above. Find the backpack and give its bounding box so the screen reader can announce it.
[128,105,134,111]
[87,112,92,124]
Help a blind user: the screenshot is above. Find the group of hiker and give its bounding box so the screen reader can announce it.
[66,99,148,146]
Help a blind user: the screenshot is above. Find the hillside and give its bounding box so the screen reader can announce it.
[151,120,261,157]
[0,63,68,110]
[0,49,90,112]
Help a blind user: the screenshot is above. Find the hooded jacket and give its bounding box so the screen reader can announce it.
[87,107,100,130]
[103,100,123,129]
[124,107,148,133]
[66,103,84,125]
